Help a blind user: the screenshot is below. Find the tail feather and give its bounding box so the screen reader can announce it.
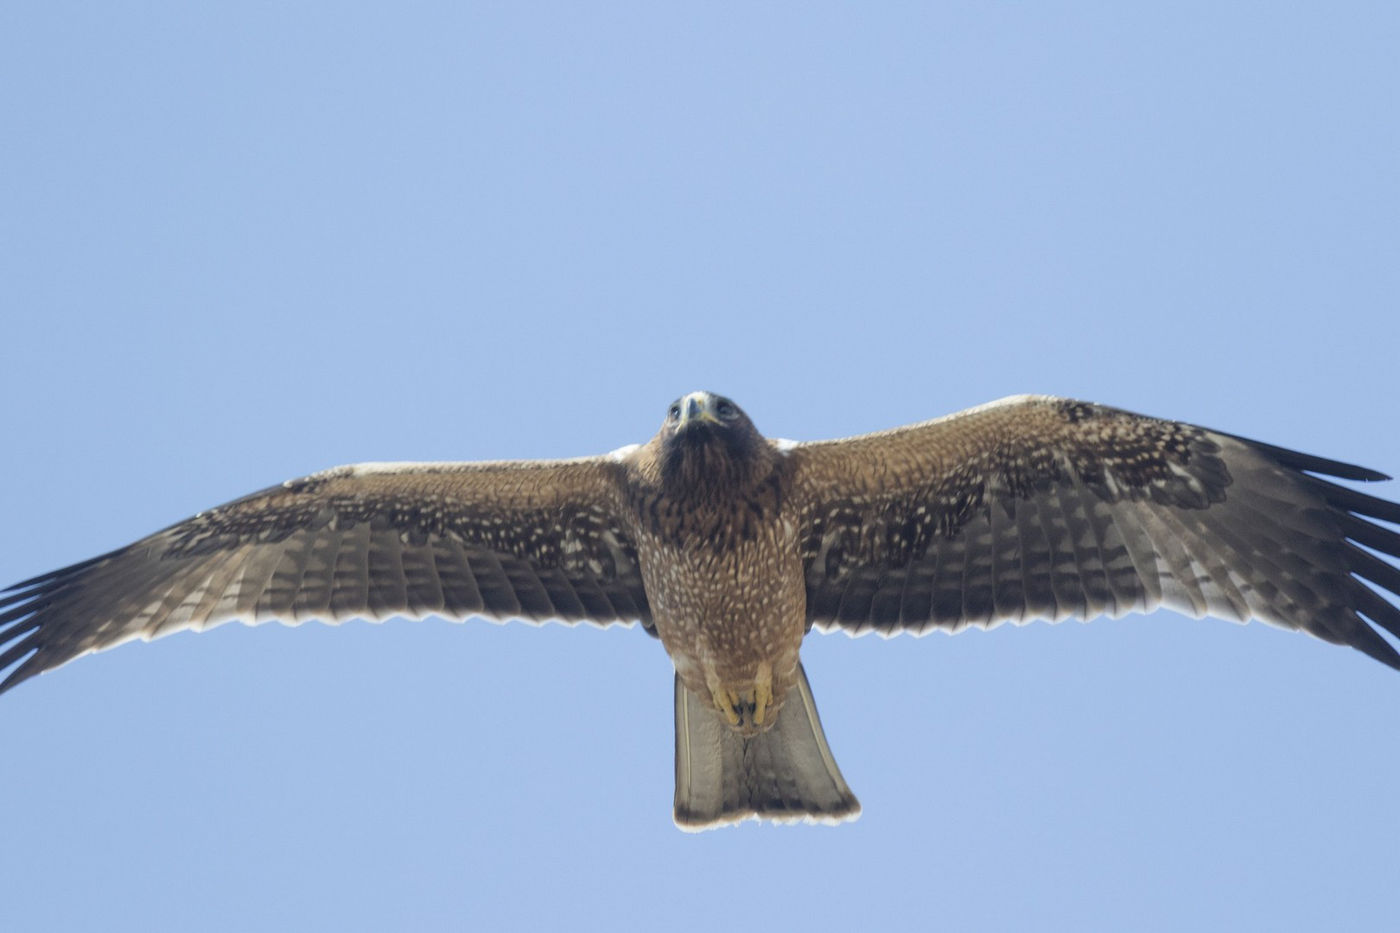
[673,663,860,831]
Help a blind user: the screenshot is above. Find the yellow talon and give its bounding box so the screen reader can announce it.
[753,664,773,726]
[708,669,776,729]
[712,685,741,726]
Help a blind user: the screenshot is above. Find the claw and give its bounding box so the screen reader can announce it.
[752,663,773,726]
[706,665,777,730]
[711,684,741,726]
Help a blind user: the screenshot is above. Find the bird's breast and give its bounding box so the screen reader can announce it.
[629,496,806,714]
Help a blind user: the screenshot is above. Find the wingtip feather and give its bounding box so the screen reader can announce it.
[1219,431,1392,483]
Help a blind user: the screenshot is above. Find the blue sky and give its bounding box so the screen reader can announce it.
[3,4,1398,931]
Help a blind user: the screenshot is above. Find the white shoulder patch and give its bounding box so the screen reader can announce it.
[772,438,801,454]
[607,443,641,462]
[960,394,1057,415]
[301,461,436,483]
[340,461,434,477]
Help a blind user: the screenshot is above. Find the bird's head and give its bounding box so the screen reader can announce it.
[662,391,750,436]
[656,391,769,491]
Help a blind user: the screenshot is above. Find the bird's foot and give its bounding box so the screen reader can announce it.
[708,663,774,733]
[711,683,743,727]
[752,663,773,726]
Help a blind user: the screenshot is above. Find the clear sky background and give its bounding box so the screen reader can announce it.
[2,4,1398,931]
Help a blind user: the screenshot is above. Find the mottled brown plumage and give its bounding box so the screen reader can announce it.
[624,394,802,733]
[5,392,1400,829]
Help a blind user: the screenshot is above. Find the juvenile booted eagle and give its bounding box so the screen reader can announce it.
[4,393,1400,829]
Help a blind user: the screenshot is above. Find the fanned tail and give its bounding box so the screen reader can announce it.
[673,663,860,831]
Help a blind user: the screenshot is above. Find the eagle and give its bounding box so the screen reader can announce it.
[4,392,1399,830]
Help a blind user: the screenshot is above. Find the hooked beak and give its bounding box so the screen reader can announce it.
[677,391,721,428]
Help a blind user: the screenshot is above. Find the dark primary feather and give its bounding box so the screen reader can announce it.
[790,396,1400,671]
[0,458,651,695]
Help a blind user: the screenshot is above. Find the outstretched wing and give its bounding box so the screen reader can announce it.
[786,395,1400,670]
[0,457,650,694]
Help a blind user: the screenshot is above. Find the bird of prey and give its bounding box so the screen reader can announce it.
[4,392,1400,830]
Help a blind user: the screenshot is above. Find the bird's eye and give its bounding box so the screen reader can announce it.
[716,400,736,419]
[668,404,681,421]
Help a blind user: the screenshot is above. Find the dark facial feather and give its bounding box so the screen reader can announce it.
[659,419,765,495]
